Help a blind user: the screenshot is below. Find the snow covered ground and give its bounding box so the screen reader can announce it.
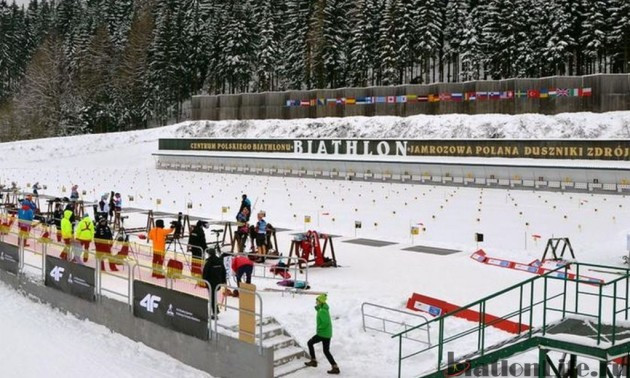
[1,112,629,377]
[0,281,211,378]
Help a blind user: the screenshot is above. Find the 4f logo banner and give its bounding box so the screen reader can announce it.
[45,255,96,302]
[0,241,20,274]
[133,280,209,340]
[139,294,161,313]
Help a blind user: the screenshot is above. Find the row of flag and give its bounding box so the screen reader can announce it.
[285,87,593,107]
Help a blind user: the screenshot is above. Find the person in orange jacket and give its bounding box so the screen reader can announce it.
[148,219,173,278]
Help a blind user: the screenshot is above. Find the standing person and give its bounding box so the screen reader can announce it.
[53,202,64,242]
[304,294,340,374]
[17,202,34,247]
[94,217,118,272]
[188,220,209,277]
[96,195,109,222]
[113,193,122,212]
[231,254,254,297]
[148,219,174,278]
[70,185,79,201]
[23,194,37,211]
[59,209,74,261]
[75,214,94,263]
[235,208,250,252]
[32,182,41,196]
[238,194,252,221]
[202,252,227,319]
[255,211,268,260]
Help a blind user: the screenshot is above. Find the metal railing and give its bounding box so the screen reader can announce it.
[392,262,630,377]
[96,255,134,309]
[361,302,431,346]
[214,283,264,354]
[221,251,309,284]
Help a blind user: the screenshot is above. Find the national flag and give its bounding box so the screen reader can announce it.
[417,95,428,102]
[451,92,463,101]
[489,91,500,100]
[286,100,294,107]
[540,88,549,99]
[387,96,396,103]
[527,90,540,99]
[396,95,407,103]
[356,97,373,105]
[375,96,387,103]
[346,97,356,105]
[439,93,451,101]
[326,98,337,106]
[406,94,418,102]
[556,88,568,97]
[569,88,580,97]
[430,94,441,102]
[465,92,476,101]
[582,87,592,97]
[476,91,488,100]
[317,98,325,106]
[309,99,317,106]
[500,91,513,100]
[300,100,310,106]
[548,89,557,98]
[336,98,346,105]
[515,90,527,98]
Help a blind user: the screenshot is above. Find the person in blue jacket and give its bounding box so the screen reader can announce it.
[17,202,34,246]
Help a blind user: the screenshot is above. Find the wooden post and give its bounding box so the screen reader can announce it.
[239,283,256,344]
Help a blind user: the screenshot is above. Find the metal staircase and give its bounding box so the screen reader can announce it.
[224,316,309,377]
[392,262,630,378]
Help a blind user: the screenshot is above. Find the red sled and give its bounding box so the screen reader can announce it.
[167,259,183,278]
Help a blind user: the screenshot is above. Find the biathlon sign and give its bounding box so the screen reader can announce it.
[133,280,209,340]
[0,241,19,274]
[159,138,630,161]
[45,255,96,302]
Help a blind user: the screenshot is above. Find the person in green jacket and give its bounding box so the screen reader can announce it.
[304,293,340,375]
[75,214,94,263]
[59,209,74,261]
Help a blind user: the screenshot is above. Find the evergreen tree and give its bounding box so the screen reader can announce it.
[378,0,398,85]
[444,0,470,82]
[282,0,314,89]
[321,0,350,88]
[610,0,630,72]
[580,0,609,73]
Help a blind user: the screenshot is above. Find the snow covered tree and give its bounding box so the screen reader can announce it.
[460,4,483,80]
[348,0,383,86]
[444,0,470,82]
[320,0,350,88]
[378,0,398,85]
[416,0,444,83]
[282,0,314,89]
[610,0,630,72]
[255,0,284,91]
[580,0,610,73]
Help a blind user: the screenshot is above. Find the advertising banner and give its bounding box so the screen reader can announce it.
[45,255,96,302]
[133,280,209,340]
[159,138,630,161]
[0,241,19,274]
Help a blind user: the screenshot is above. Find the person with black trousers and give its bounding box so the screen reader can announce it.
[94,217,118,272]
[202,252,226,319]
[188,220,209,277]
[238,194,252,221]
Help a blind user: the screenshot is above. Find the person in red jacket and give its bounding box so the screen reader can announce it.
[231,254,254,297]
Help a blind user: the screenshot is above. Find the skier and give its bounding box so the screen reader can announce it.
[255,211,268,261]
[202,252,227,319]
[304,294,340,375]
[235,207,250,252]
[70,185,79,201]
[75,214,94,263]
[22,194,37,211]
[148,219,174,278]
[231,254,254,297]
[188,220,209,277]
[94,217,118,272]
[96,194,109,222]
[238,194,252,221]
[32,182,41,196]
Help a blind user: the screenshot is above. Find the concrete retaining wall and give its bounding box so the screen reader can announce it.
[0,269,274,378]
[191,74,630,121]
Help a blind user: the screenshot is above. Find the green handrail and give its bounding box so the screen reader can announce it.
[394,262,630,378]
